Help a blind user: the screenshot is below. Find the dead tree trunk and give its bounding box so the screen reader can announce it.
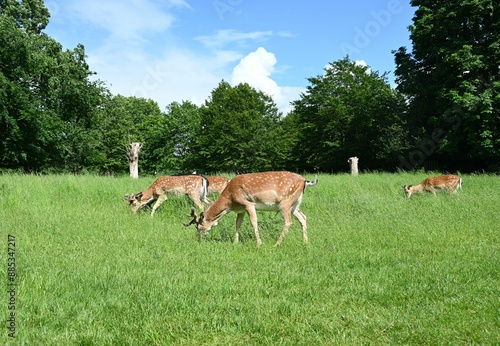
[127,142,142,179]
[348,156,359,176]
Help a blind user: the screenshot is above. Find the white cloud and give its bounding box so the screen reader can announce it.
[61,0,190,41]
[355,59,372,73]
[194,29,273,49]
[231,47,279,95]
[230,47,304,115]
[355,59,367,67]
[277,86,304,115]
[53,0,230,110]
[49,1,302,114]
[90,47,242,111]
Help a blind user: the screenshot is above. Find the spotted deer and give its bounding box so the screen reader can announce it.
[402,174,462,198]
[206,176,230,195]
[184,171,318,246]
[124,175,209,216]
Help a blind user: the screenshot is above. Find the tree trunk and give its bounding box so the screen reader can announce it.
[348,156,359,176]
[128,142,142,179]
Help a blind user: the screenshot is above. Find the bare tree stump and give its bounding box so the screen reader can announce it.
[348,156,359,176]
[127,142,142,179]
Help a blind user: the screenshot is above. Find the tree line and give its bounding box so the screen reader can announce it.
[1,0,498,175]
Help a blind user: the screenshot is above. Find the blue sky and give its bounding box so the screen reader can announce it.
[44,0,416,114]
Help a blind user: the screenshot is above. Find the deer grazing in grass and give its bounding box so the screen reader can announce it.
[206,176,230,196]
[402,174,462,198]
[184,171,318,247]
[124,175,209,216]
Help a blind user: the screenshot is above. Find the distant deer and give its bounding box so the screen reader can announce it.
[184,171,318,246]
[402,174,462,198]
[124,175,209,216]
[206,176,230,195]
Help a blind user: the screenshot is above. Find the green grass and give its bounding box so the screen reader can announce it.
[0,172,498,345]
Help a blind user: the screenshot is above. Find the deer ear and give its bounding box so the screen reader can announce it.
[124,194,136,202]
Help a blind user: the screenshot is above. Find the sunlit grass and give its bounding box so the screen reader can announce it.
[0,172,498,345]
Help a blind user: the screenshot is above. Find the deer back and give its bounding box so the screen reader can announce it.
[206,176,230,195]
[422,174,461,190]
[216,171,309,208]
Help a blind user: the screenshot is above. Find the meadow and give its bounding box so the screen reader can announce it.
[0,172,498,345]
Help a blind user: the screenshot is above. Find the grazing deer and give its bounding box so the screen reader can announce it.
[124,175,209,216]
[206,176,230,195]
[402,174,462,198]
[184,171,318,247]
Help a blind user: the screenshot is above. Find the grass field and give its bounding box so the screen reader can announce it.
[0,172,498,345]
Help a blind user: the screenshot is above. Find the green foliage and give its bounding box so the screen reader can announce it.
[88,95,165,174]
[152,101,201,173]
[2,0,500,174]
[0,173,498,344]
[291,57,409,172]
[394,0,500,171]
[0,2,108,172]
[195,81,286,173]
[0,0,49,34]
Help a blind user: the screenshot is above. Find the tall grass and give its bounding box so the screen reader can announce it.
[0,173,498,345]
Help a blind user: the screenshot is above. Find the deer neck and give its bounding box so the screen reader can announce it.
[411,184,425,193]
[141,188,155,201]
[204,197,231,224]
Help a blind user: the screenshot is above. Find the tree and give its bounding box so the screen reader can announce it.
[0,0,49,34]
[0,10,61,171]
[0,1,109,172]
[291,57,408,172]
[90,95,163,175]
[394,0,500,171]
[194,81,285,173]
[154,101,201,173]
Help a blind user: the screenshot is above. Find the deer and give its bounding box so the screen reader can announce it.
[124,175,209,216]
[184,171,318,247]
[402,174,462,198]
[206,175,230,196]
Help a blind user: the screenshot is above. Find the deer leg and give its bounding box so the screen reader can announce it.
[234,212,245,243]
[245,206,262,247]
[293,209,308,243]
[198,194,211,207]
[195,199,205,211]
[189,195,206,211]
[275,209,293,247]
[151,194,167,216]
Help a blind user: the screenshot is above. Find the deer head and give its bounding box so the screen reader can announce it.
[124,192,153,213]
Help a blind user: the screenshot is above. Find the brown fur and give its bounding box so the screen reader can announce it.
[124,175,209,216]
[206,176,230,195]
[185,171,318,246]
[402,174,462,198]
